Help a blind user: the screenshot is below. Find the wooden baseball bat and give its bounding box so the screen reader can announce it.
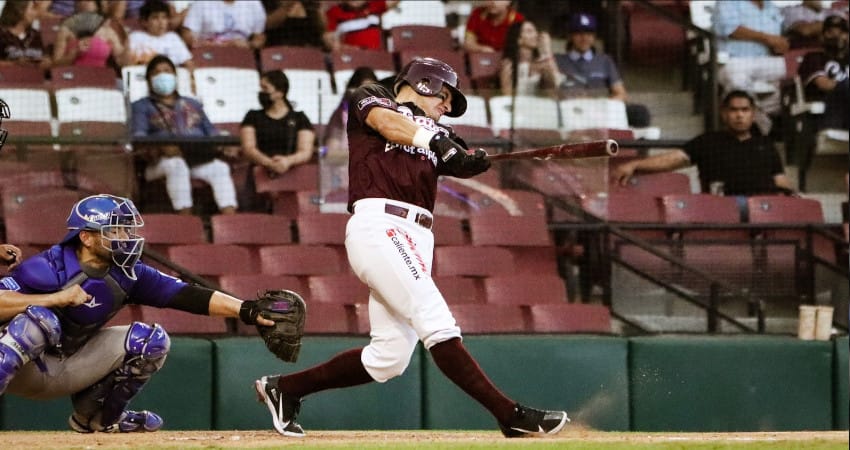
[485,139,618,162]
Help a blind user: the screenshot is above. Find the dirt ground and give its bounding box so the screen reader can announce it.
[0,430,847,449]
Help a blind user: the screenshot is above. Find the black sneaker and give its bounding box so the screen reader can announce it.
[498,403,569,438]
[255,375,305,437]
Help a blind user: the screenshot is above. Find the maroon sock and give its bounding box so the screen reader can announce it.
[277,348,373,398]
[429,338,516,424]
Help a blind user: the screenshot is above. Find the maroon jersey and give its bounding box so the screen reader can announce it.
[347,83,468,212]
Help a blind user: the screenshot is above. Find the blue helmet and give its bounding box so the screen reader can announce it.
[61,194,145,280]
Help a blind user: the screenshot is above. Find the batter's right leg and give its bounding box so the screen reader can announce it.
[0,306,62,394]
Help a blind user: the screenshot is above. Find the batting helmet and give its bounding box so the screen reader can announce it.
[394,57,467,117]
[61,194,145,280]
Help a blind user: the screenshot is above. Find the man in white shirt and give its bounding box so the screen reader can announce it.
[128,0,193,67]
[181,0,266,49]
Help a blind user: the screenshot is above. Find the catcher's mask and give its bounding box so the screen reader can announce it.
[394,57,467,117]
[61,195,145,280]
[0,98,9,151]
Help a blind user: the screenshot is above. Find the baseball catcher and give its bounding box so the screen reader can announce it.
[240,289,306,363]
[0,194,288,432]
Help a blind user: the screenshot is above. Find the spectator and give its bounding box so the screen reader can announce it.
[131,54,238,215]
[0,0,51,69]
[51,4,128,69]
[556,12,651,128]
[181,0,266,49]
[323,0,397,52]
[798,15,849,131]
[499,20,562,97]
[240,70,316,210]
[782,0,837,49]
[613,90,794,219]
[463,0,523,53]
[712,0,788,122]
[324,66,378,155]
[263,0,325,49]
[128,0,192,67]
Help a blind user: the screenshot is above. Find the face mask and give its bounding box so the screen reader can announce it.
[151,72,176,96]
[258,92,273,109]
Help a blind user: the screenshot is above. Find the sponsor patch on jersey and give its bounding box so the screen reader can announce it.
[357,96,394,110]
[0,277,21,291]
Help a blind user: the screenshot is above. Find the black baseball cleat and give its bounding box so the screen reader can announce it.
[255,375,305,437]
[498,403,569,438]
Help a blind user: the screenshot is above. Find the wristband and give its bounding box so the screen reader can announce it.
[412,128,437,149]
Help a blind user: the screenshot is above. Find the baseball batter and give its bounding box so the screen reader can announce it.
[0,194,274,432]
[255,57,568,438]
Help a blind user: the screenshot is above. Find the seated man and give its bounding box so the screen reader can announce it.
[713,0,788,123]
[798,15,849,132]
[612,90,794,220]
[555,12,651,128]
[782,0,838,49]
[180,0,266,49]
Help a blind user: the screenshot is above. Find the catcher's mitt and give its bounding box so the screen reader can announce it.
[239,289,306,362]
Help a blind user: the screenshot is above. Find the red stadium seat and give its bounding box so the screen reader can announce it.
[465,189,547,218]
[747,195,832,264]
[434,276,485,304]
[192,45,257,69]
[581,192,663,223]
[468,215,552,247]
[433,246,515,277]
[141,214,207,246]
[259,245,342,276]
[211,213,293,245]
[260,45,326,71]
[138,306,228,334]
[219,274,305,300]
[57,121,126,139]
[1,120,52,137]
[303,303,356,334]
[390,25,456,52]
[528,303,611,334]
[167,244,256,276]
[432,216,468,246]
[330,48,395,72]
[2,188,80,245]
[609,172,692,197]
[450,304,527,334]
[661,193,747,240]
[50,66,117,90]
[0,65,47,88]
[483,274,568,305]
[467,51,500,92]
[308,274,369,304]
[295,213,349,245]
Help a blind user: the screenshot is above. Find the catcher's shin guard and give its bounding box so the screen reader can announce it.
[71,322,170,431]
[0,306,62,393]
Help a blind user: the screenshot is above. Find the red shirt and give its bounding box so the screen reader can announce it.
[464,6,524,52]
[325,1,389,50]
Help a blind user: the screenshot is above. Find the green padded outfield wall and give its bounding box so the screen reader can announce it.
[213,336,423,430]
[0,337,213,430]
[422,335,630,431]
[629,336,833,431]
[836,336,849,430]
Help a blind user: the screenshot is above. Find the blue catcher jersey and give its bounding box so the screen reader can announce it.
[0,244,188,355]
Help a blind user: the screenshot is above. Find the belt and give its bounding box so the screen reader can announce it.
[384,203,433,230]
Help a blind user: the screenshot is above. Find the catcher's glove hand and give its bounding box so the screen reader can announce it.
[239,289,306,363]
